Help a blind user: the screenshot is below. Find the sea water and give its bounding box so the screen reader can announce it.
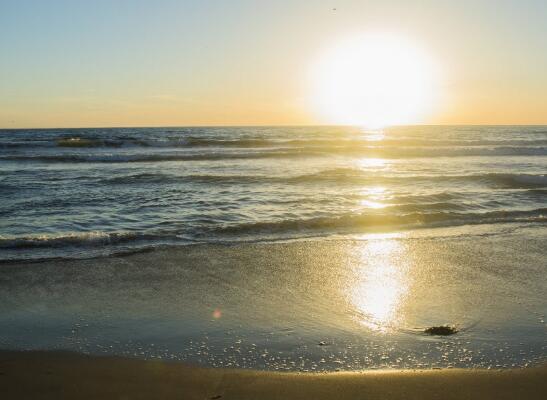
[0,126,545,370]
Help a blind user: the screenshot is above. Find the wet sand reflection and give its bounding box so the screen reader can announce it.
[349,236,411,332]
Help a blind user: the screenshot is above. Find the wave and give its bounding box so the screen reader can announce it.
[287,170,547,188]
[210,208,547,237]
[395,172,547,189]
[483,173,547,188]
[410,173,547,188]
[0,231,171,250]
[0,137,187,149]
[0,151,299,163]
[98,170,547,189]
[101,172,265,185]
[2,208,544,254]
[2,146,546,164]
[175,137,547,149]
[3,134,547,150]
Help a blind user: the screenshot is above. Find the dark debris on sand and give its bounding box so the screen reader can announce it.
[424,326,458,336]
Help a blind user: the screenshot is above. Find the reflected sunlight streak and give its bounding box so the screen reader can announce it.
[360,199,386,209]
[361,129,385,141]
[360,186,390,210]
[349,238,410,332]
[357,158,387,169]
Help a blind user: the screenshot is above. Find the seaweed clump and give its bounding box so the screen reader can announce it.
[424,325,458,336]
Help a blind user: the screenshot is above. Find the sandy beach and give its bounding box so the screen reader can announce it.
[1,351,546,400]
[2,0,547,398]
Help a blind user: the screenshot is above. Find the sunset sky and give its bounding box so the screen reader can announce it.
[1,0,546,128]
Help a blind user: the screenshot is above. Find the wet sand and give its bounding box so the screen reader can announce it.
[2,229,546,370]
[1,351,545,400]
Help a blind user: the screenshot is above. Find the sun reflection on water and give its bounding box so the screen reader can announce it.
[356,158,387,169]
[359,186,390,209]
[359,199,386,209]
[361,128,385,141]
[349,237,410,332]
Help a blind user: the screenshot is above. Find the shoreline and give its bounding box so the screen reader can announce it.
[1,230,546,371]
[1,351,546,399]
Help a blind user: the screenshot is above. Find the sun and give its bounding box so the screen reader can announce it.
[310,33,437,129]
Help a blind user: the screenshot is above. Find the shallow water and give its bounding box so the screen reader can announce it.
[0,224,545,370]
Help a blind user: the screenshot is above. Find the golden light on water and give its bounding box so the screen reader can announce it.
[349,135,406,329]
[357,158,387,169]
[310,33,437,129]
[349,238,410,332]
[357,155,390,209]
[362,186,387,196]
[359,186,389,209]
[359,199,385,209]
[361,129,385,141]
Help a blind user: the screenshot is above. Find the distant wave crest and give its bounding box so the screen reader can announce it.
[96,170,547,189]
[2,145,546,164]
[2,134,547,149]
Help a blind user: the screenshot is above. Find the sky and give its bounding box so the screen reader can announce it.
[1,0,546,128]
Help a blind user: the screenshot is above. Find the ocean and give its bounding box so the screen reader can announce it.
[1,125,546,261]
[0,125,546,370]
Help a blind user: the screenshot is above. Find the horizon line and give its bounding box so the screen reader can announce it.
[1,123,547,130]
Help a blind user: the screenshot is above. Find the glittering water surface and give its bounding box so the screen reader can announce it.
[0,126,546,370]
[1,126,546,261]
